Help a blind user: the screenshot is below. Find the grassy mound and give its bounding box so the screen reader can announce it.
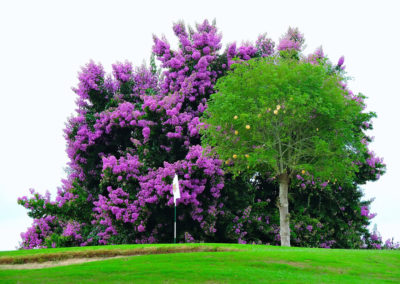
[0,244,235,264]
[0,244,399,283]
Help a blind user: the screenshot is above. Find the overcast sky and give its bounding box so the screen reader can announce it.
[0,0,399,251]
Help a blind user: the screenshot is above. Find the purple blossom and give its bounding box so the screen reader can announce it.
[112,61,133,82]
[278,38,301,51]
[361,206,369,216]
[142,127,151,140]
[337,56,345,66]
[277,27,304,51]
[184,232,195,243]
[307,46,324,64]
[255,34,275,57]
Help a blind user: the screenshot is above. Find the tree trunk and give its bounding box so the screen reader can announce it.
[278,173,290,247]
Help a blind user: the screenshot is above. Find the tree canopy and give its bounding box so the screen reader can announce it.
[202,49,377,246]
[203,57,370,182]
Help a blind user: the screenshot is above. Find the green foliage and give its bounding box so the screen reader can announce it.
[202,57,366,183]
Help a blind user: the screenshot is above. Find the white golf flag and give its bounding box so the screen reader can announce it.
[172,174,181,204]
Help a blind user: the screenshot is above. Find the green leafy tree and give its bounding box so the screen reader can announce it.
[201,57,369,246]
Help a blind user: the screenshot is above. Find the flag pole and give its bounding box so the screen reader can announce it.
[174,204,176,244]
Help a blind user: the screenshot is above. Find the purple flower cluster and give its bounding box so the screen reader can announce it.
[20,216,57,249]
[292,220,339,248]
[231,207,252,242]
[112,61,133,83]
[91,145,224,244]
[366,151,384,169]
[71,61,108,113]
[295,173,332,191]
[62,221,83,241]
[384,238,400,249]
[370,232,382,249]
[320,240,336,249]
[255,34,275,57]
[277,27,304,51]
[306,46,325,65]
[360,206,376,219]
[184,232,195,243]
[337,56,345,67]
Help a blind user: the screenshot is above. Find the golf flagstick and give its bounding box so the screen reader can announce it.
[172,174,181,243]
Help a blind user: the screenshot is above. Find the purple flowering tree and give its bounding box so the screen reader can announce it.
[18,21,385,249]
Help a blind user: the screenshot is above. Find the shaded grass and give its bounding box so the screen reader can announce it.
[0,244,399,283]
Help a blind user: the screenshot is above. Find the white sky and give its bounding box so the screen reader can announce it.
[0,0,399,251]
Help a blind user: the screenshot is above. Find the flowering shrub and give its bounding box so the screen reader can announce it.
[384,238,400,250]
[18,20,386,249]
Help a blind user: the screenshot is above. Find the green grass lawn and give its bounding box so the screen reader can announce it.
[0,244,399,283]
